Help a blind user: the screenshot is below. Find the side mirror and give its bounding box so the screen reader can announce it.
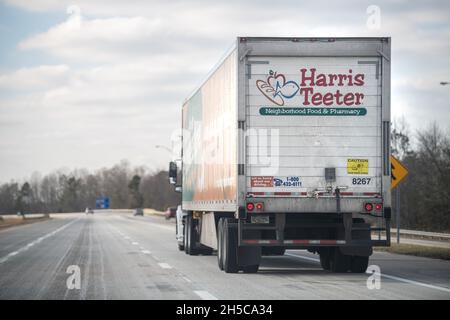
[169,161,177,184]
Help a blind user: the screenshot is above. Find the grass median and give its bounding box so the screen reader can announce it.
[0,215,50,230]
[375,243,450,260]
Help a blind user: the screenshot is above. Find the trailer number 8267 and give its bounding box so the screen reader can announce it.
[352,178,371,185]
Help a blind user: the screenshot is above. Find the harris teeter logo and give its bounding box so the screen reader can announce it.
[256,68,367,116]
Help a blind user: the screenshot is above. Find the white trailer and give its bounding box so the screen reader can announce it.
[169,37,391,273]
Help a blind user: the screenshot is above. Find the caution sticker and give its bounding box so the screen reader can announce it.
[347,159,369,174]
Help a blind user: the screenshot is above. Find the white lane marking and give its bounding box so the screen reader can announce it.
[158,263,173,269]
[146,223,174,232]
[285,253,319,263]
[0,217,80,264]
[132,242,139,245]
[141,250,151,254]
[194,290,218,300]
[380,273,450,293]
[183,277,192,283]
[286,251,450,293]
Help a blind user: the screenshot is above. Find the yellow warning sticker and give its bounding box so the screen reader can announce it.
[347,159,369,174]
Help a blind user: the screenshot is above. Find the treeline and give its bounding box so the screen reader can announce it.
[392,120,450,232]
[0,160,180,214]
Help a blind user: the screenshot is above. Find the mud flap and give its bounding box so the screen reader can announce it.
[238,246,261,267]
[340,245,372,257]
[339,222,373,257]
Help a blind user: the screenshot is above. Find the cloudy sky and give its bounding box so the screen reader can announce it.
[0,0,449,182]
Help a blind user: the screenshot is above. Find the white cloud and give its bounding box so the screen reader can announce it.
[19,16,167,62]
[0,65,70,90]
[1,0,450,182]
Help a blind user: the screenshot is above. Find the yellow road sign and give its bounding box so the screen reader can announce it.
[391,155,409,189]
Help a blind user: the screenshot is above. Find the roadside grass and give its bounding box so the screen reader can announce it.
[143,208,165,217]
[0,215,50,230]
[375,243,450,260]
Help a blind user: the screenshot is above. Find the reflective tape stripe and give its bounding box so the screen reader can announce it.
[247,192,380,197]
[243,239,347,245]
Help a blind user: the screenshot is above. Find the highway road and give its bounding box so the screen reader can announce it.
[0,211,449,300]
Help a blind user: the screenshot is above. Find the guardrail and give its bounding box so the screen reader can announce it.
[390,228,450,242]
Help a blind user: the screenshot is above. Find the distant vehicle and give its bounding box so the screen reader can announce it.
[165,207,177,220]
[85,207,94,214]
[134,208,144,216]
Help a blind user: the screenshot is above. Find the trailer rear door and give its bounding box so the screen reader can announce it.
[246,56,382,198]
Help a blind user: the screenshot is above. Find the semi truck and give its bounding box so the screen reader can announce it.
[169,37,391,273]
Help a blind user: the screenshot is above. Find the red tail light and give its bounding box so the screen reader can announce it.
[246,202,255,211]
[375,203,383,211]
[255,202,264,211]
[364,203,373,212]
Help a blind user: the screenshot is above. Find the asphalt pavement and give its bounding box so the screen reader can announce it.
[0,211,449,300]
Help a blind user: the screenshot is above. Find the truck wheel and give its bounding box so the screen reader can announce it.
[201,247,213,255]
[350,256,369,273]
[217,218,224,270]
[319,248,331,270]
[222,219,239,273]
[242,265,259,273]
[184,215,190,255]
[185,214,200,256]
[349,219,370,273]
[330,248,351,273]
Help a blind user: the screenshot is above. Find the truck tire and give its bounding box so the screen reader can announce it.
[184,216,190,255]
[242,265,259,273]
[319,248,331,270]
[185,214,200,256]
[217,218,224,270]
[350,256,369,273]
[330,248,351,273]
[201,246,214,255]
[349,219,370,273]
[261,247,285,256]
[222,219,239,273]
